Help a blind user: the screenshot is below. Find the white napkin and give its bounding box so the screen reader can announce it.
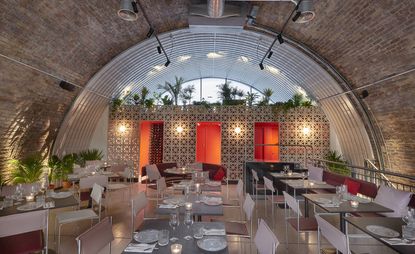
[124,243,156,253]
[381,238,415,245]
[321,203,340,208]
[203,228,226,236]
[159,204,177,209]
[205,197,222,202]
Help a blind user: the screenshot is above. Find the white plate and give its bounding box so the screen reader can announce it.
[50,191,72,199]
[197,236,227,252]
[203,197,223,206]
[133,230,159,243]
[315,198,332,204]
[366,225,400,238]
[163,197,185,206]
[16,202,43,211]
[207,181,221,187]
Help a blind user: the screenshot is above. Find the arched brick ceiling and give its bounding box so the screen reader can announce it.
[0,0,414,174]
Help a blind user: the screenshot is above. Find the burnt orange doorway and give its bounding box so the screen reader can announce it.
[196,122,221,164]
[254,122,279,161]
[139,121,163,176]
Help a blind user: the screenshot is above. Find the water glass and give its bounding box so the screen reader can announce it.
[158,229,169,246]
[193,226,204,239]
[402,225,415,240]
[183,211,193,240]
[36,194,46,206]
[4,196,13,207]
[332,195,341,206]
[169,212,179,242]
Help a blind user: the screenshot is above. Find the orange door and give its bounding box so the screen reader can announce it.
[196,122,221,164]
[254,122,279,161]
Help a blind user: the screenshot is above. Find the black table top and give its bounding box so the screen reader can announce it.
[303,193,393,214]
[346,217,414,254]
[282,180,336,190]
[123,220,228,254]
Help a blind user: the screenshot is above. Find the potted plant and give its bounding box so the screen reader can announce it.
[217,81,245,105]
[47,155,61,189]
[325,150,351,176]
[8,153,44,184]
[78,149,104,167]
[158,76,185,105]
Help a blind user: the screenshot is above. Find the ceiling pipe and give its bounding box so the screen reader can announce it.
[207,0,225,18]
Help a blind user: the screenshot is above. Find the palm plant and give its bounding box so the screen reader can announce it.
[217,81,232,103]
[78,149,103,166]
[130,87,154,108]
[8,153,45,184]
[245,92,259,106]
[180,85,195,105]
[158,76,185,105]
[258,88,274,105]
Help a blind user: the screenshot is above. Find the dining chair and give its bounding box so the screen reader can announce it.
[55,183,105,253]
[251,169,265,201]
[76,216,114,254]
[0,209,49,254]
[224,179,244,208]
[212,193,256,239]
[283,191,318,245]
[131,191,150,237]
[254,218,279,254]
[316,214,351,254]
[78,175,108,209]
[263,176,285,217]
[156,177,172,205]
[145,164,161,194]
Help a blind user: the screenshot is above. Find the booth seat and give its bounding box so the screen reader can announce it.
[141,162,178,178]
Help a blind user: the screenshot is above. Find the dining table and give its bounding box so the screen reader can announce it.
[303,193,393,233]
[173,180,222,192]
[270,171,305,179]
[123,220,228,254]
[345,217,415,254]
[281,179,336,197]
[164,167,196,176]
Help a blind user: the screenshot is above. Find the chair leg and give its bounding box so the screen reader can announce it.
[58,224,63,254]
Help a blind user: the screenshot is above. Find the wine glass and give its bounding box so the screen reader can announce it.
[183,211,193,240]
[169,212,179,242]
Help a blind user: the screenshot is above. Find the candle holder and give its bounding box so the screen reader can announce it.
[171,243,182,254]
[26,194,35,202]
[350,200,359,208]
[195,183,201,194]
[185,202,193,211]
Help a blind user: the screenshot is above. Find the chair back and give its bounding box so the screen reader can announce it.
[251,169,259,181]
[157,177,167,193]
[145,164,161,181]
[236,179,244,201]
[80,175,108,189]
[122,167,134,179]
[243,193,255,220]
[91,183,104,204]
[254,219,279,254]
[315,214,350,254]
[283,191,302,216]
[263,177,275,193]
[76,217,114,254]
[131,191,148,236]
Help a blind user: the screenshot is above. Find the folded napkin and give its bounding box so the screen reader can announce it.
[381,238,415,245]
[321,203,340,208]
[124,243,156,253]
[203,228,226,236]
[159,204,177,209]
[205,197,222,202]
[43,201,55,209]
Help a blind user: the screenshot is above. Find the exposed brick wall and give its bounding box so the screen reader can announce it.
[0,57,77,172]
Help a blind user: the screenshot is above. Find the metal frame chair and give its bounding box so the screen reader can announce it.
[254,218,279,254]
[76,216,114,254]
[316,214,351,254]
[263,176,285,217]
[251,169,265,201]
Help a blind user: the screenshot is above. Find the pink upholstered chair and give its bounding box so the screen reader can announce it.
[254,218,279,254]
[0,209,49,254]
[263,176,285,217]
[316,214,351,254]
[76,216,114,254]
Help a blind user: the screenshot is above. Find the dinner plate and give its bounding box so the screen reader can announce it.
[206,181,221,187]
[163,197,185,206]
[315,198,332,204]
[203,197,223,206]
[197,236,227,252]
[133,230,159,243]
[16,202,43,211]
[366,225,400,238]
[50,191,72,199]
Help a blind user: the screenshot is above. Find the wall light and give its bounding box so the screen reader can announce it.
[176,126,184,133]
[234,127,242,134]
[302,127,311,135]
[118,125,127,133]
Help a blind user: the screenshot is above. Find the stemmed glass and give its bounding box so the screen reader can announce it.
[14,184,23,201]
[169,212,179,242]
[301,171,308,185]
[183,211,193,240]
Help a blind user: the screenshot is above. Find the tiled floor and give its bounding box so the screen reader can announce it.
[48,183,396,254]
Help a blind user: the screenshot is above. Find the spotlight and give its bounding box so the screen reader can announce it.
[259,62,264,70]
[267,51,273,59]
[360,90,369,99]
[164,60,170,67]
[293,0,315,23]
[59,81,76,92]
[117,0,138,21]
[146,27,154,38]
[277,34,284,44]
[157,46,161,54]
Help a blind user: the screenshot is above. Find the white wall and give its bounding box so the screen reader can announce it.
[330,124,343,156]
[89,106,109,159]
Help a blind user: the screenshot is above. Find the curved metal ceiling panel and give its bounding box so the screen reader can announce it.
[53,28,374,166]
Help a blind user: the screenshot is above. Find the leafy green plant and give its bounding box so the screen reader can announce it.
[111,98,124,112]
[324,150,351,176]
[158,76,185,105]
[130,87,154,108]
[47,155,61,183]
[245,92,259,106]
[258,88,274,106]
[277,92,313,111]
[218,81,245,105]
[78,149,103,166]
[8,153,45,184]
[180,85,195,105]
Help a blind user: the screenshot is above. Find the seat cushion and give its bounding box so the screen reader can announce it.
[210,219,249,236]
[213,167,226,181]
[374,185,412,217]
[344,178,361,195]
[57,209,98,224]
[287,217,318,231]
[0,230,44,254]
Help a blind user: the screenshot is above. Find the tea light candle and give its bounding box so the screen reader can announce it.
[171,243,182,254]
[287,171,293,176]
[195,183,201,193]
[309,182,315,186]
[26,194,35,202]
[350,200,359,208]
[185,202,193,211]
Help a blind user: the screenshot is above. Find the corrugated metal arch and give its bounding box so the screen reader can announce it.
[53,28,375,166]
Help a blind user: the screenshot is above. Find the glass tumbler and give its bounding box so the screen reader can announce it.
[158,229,169,246]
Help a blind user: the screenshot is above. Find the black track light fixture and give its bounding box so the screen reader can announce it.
[360,90,369,99]
[259,62,264,70]
[146,27,154,38]
[292,11,301,22]
[164,60,171,67]
[277,34,284,44]
[157,46,161,54]
[267,51,273,59]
